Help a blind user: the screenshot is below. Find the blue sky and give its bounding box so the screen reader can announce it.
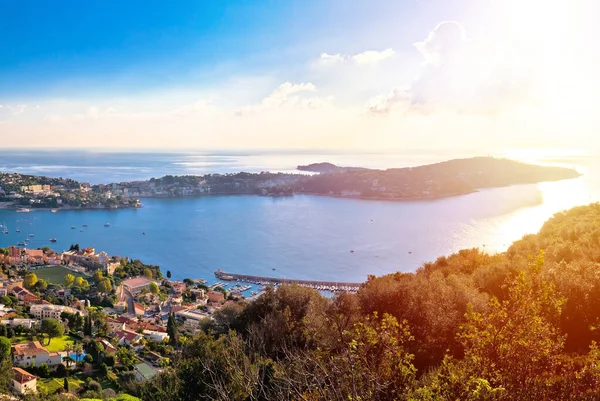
[1,0,437,97]
[0,0,598,151]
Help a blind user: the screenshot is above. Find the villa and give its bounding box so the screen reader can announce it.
[12,341,62,367]
[11,367,37,394]
[30,304,82,320]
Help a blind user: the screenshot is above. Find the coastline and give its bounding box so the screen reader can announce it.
[0,201,141,212]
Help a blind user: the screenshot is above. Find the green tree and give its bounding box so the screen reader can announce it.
[98,278,112,294]
[23,272,38,289]
[0,337,10,360]
[144,268,153,279]
[99,362,109,377]
[35,278,48,292]
[456,251,566,399]
[40,318,65,345]
[167,313,179,346]
[116,346,136,369]
[149,281,159,294]
[64,273,75,288]
[93,270,103,283]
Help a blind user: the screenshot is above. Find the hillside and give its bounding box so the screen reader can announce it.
[113,203,600,401]
[295,157,581,200]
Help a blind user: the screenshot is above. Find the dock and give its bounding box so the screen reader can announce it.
[214,269,362,293]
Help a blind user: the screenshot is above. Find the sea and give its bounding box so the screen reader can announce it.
[0,149,598,285]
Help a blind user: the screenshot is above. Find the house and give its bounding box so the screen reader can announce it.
[143,329,169,343]
[105,318,126,334]
[1,318,38,329]
[11,367,37,394]
[133,303,145,316]
[30,304,81,320]
[12,287,40,305]
[133,362,158,382]
[122,276,156,294]
[12,341,62,367]
[208,290,225,304]
[145,351,163,366]
[24,250,44,264]
[97,338,117,355]
[113,330,143,346]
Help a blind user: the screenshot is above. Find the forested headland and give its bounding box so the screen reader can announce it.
[121,202,600,401]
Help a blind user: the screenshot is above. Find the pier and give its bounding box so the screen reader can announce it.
[214,269,362,293]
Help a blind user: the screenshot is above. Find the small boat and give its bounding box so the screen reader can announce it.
[142,232,146,235]
[71,226,76,229]
[17,242,25,246]
[79,230,83,232]
[350,250,354,253]
[49,238,57,243]
[83,224,88,227]
[16,208,30,213]
[50,209,58,213]
[104,223,110,227]
[29,234,34,237]
[272,268,276,271]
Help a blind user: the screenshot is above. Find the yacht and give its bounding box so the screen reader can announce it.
[50,238,57,243]
[104,222,110,227]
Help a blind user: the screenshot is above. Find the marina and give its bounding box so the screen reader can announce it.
[214,269,362,293]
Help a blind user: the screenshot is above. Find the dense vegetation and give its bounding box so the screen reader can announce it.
[295,157,580,199]
[90,202,600,401]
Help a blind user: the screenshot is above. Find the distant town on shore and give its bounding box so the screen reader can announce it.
[0,157,581,210]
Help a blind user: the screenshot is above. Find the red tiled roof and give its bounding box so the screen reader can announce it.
[12,341,48,357]
[12,367,36,384]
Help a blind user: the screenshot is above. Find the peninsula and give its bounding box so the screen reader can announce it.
[0,157,581,208]
[102,157,581,201]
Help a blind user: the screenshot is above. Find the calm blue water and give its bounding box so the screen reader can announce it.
[0,150,598,283]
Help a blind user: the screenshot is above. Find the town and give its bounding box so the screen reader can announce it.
[0,244,246,399]
[0,173,141,210]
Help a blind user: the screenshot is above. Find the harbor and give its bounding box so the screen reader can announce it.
[214,269,362,293]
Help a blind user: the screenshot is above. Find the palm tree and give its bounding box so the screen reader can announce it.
[73,343,83,363]
[63,343,73,357]
[63,356,75,368]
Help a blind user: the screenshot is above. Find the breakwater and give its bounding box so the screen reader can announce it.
[214,269,362,293]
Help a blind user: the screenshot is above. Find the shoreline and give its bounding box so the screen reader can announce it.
[0,202,141,212]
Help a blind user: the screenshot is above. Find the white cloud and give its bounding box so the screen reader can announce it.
[317,49,396,66]
[367,21,531,114]
[351,48,396,64]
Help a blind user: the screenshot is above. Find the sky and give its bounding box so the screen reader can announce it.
[0,0,599,153]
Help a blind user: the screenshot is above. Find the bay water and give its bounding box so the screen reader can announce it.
[0,149,597,283]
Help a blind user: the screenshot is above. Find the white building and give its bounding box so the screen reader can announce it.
[29,304,81,320]
[11,367,37,394]
[12,341,62,367]
[143,330,169,343]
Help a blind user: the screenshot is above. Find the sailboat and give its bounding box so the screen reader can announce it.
[16,225,20,233]
[2,223,8,235]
